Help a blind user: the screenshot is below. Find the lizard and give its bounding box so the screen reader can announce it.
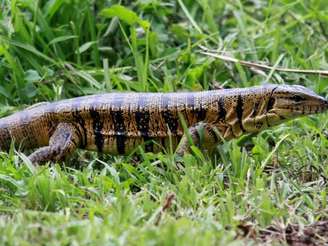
[0,84,327,164]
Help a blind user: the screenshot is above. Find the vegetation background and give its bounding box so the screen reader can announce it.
[0,0,328,244]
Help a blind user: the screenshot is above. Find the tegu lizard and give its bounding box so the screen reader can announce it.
[0,84,327,164]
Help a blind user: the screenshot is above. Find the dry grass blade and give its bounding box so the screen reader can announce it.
[199,47,328,77]
[154,193,176,226]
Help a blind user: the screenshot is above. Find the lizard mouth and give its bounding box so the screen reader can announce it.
[291,105,327,115]
[299,100,328,114]
[275,98,328,116]
[309,98,328,114]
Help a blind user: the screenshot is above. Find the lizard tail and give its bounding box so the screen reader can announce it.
[0,110,50,152]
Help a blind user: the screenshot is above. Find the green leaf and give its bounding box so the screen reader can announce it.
[24,69,41,83]
[49,35,78,46]
[76,41,98,54]
[101,5,150,30]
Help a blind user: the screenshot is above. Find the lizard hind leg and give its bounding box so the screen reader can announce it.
[28,123,81,165]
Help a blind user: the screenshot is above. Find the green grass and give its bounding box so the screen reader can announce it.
[0,0,328,245]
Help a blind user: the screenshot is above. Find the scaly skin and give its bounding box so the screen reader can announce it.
[0,84,327,164]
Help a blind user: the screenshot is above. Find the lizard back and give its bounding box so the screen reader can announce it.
[46,91,221,154]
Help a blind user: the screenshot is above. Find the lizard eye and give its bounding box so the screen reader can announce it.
[292,95,305,102]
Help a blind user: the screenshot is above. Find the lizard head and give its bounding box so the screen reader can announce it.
[267,84,328,119]
[242,84,328,133]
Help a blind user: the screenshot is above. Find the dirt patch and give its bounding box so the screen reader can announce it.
[237,220,328,245]
[260,221,328,245]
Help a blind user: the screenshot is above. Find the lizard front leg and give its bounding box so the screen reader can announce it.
[28,123,81,164]
[176,123,220,156]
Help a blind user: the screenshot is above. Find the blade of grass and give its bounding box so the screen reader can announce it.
[200,50,328,77]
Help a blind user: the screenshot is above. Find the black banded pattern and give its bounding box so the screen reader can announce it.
[236,95,245,132]
[195,106,207,122]
[135,96,153,152]
[161,95,179,135]
[72,111,87,148]
[112,98,126,154]
[266,86,279,112]
[90,108,104,152]
[218,97,227,120]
